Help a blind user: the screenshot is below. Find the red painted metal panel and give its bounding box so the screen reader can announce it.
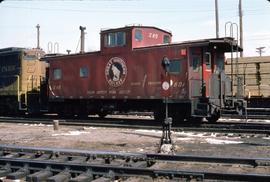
[47,27,233,103]
[132,27,171,48]
[48,45,188,100]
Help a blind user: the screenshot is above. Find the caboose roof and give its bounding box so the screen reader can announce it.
[43,37,242,61]
[133,37,242,52]
[100,25,172,36]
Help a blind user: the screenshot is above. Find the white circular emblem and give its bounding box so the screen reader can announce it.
[105,57,127,87]
[162,81,170,90]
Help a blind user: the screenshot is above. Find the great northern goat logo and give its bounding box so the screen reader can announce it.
[105,57,127,87]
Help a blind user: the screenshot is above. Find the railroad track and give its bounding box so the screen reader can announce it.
[222,113,270,120]
[0,144,269,181]
[0,116,269,135]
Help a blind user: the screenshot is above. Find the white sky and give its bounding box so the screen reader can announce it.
[0,0,270,57]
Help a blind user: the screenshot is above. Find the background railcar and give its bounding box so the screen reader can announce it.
[0,47,47,115]
[45,26,242,122]
[225,56,270,110]
[225,56,270,97]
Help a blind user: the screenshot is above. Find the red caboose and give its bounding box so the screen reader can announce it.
[44,25,241,122]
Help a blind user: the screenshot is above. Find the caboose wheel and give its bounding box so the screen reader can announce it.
[98,112,107,118]
[154,111,165,122]
[206,111,220,123]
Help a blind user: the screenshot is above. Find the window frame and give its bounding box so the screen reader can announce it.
[135,29,143,41]
[168,59,182,75]
[204,52,211,70]
[163,35,170,44]
[79,66,89,78]
[192,56,200,72]
[105,31,126,47]
[53,68,61,80]
[216,56,225,73]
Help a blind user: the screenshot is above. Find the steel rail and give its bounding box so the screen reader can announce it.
[0,157,202,180]
[0,156,270,181]
[0,116,269,134]
[1,115,270,126]
[145,153,270,167]
[0,144,144,159]
[1,144,270,167]
[0,145,270,181]
[175,127,270,134]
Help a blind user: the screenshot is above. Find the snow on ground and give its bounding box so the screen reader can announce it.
[205,138,243,144]
[135,129,162,134]
[134,129,243,145]
[20,123,52,127]
[52,131,90,136]
[83,127,97,130]
[219,118,270,123]
[219,118,242,122]
[251,119,270,123]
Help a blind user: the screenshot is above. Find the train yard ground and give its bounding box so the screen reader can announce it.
[0,116,269,181]
[0,115,269,156]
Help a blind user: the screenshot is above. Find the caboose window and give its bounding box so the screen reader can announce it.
[80,66,88,78]
[108,33,116,46]
[117,32,125,45]
[169,60,181,74]
[216,57,224,72]
[105,32,126,47]
[192,57,200,72]
[163,35,170,44]
[53,68,61,80]
[135,29,142,41]
[205,52,211,70]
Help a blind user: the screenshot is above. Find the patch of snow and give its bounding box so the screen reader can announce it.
[83,127,97,130]
[247,119,270,123]
[173,131,206,137]
[263,137,270,140]
[134,129,162,134]
[52,131,89,136]
[175,137,194,141]
[219,118,242,122]
[220,118,270,123]
[29,123,45,127]
[135,129,244,145]
[205,138,243,145]
[21,123,48,127]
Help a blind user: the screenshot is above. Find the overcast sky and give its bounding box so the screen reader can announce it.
[0,0,270,57]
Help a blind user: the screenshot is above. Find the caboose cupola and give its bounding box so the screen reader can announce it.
[100,25,172,54]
